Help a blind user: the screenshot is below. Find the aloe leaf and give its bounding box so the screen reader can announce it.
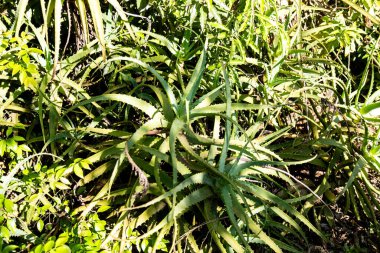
[221,186,250,249]
[85,142,126,164]
[341,0,380,25]
[337,155,367,200]
[136,30,179,55]
[133,186,213,240]
[204,202,244,253]
[232,193,283,253]
[14,0,29,36]
[207,116,221,163]
[355,52,372,107]
[75,0,89,44]
[140,85,175,121]
[133,156,172,188]
[240,181,325,240]
[64,94,162,119]
[127,117,168,148]
[134,202,167,228]
[107,57,178,112]
[170,119,184,191]
[183,45,207,106]
[192,83,224,109]
[361,102,380,117]
[125,172,212,210]
[191,103,272,115]
[76,127,131,138]
[52,0,62,75]
[106,0,127,20]
[76,160,116,187]
[86,0,106,59]
[270,206,306,241]
[219,66,231,173]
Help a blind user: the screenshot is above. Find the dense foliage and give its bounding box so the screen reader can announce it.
[1,0,380,252]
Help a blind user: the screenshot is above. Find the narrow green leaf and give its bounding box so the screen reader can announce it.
[53,0,62,75]
[75,0,90,44]
[65,94,162,119]
[86,0,106,59]
[54,182,71,190]
[183,45,207,105]
[107,57,178,112]
[341,0,380,25]
[134,187,213,240]
[243,182,326,240]
[136,30,179,55]
[125,172,211,210]
[337,155,367,200]
[221,186,250,249]
[107,0,127,20]
[219,66,231,173]
[14,0,29,36]
[191,103,272,115]
[77,160,116,187]
[361,102,380,116]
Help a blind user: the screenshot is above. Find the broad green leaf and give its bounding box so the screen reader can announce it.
[54,182,71,190]
[6,219,16,234]
[32,245,43,253]
[3,245,19,253]
[54,245,71,253]
[0,226,10,239]
[0,139,5,156]
[55,234,68,247]
[37,220,44,232]
[97,206,111,213]
[44,240,55,252]
[4,199,14,212]
[73,164,84,178]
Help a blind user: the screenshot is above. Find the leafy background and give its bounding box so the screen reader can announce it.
[0,0,380,252]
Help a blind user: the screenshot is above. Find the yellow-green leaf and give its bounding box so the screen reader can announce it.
[4,199,14,212]
[73,164,84,178]
[55,245,71,253]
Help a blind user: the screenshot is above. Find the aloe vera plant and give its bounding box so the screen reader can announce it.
[0,0,379,252]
